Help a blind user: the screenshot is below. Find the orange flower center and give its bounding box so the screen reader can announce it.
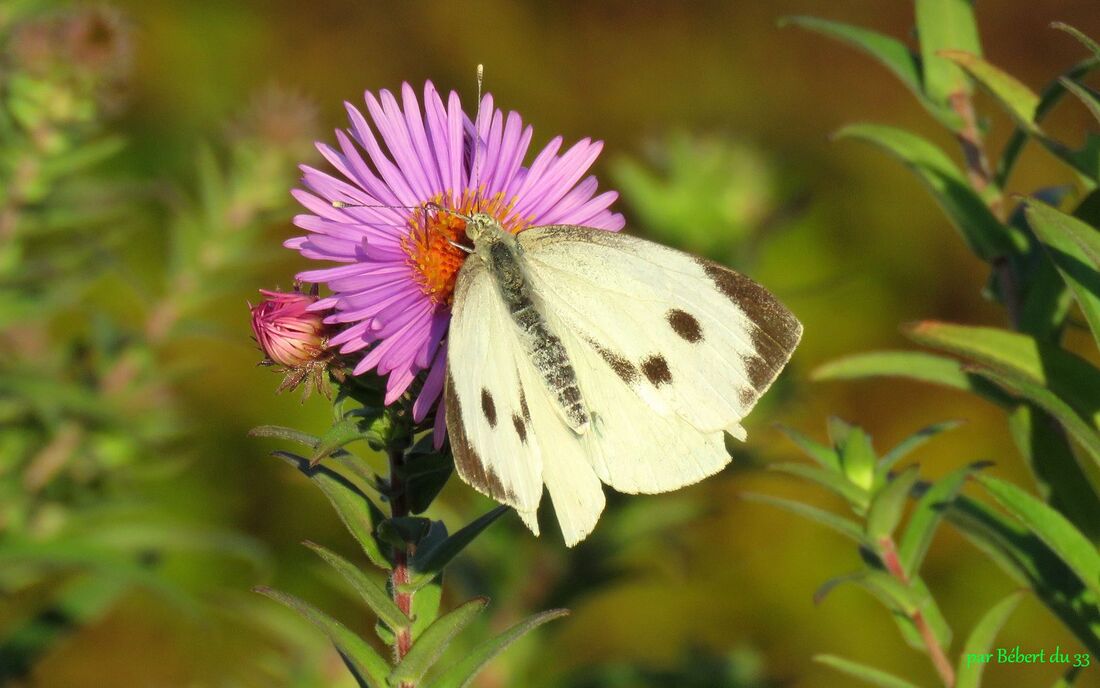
[402,190,531,305]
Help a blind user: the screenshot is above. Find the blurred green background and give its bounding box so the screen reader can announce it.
[4,1,1100,686]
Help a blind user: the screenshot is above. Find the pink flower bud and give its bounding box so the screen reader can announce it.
[250,289,328,369]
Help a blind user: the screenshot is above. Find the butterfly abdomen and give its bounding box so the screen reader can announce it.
[484,239,589,432]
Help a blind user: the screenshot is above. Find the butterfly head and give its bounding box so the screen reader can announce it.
[463,211,506,244]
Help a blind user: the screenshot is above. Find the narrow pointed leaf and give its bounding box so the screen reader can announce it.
[741,493,869,546]
[766,462,870,512]
[835,124,1019,260]
[249,425,350,457]
[915,0,981,105]
[255,586,389,688]
[814,654,921,688]
[972,369,1100,474]
[404,506,510,591]
[904,321,1100,427]
[814,570,921,615]
[314,417,385,463]
[273,451,390,569]
[424,609,570,688]
[776,425,841,472]
[779,16,957,127]
[1060,78,1100,125]
[939,50,1040,133]
[1024,199,1100,345]
[946,495,1100,655]
[976,475,1100,599]
[388,598,487,687]
[900,463,988,575]
[876,420,963,484]
[813,350,1013,406]
[956,592,1024,688]
[867,466,921,540]
[303,542,408,633]
[1053,22,1100,59]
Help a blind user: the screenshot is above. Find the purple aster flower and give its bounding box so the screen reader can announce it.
[286,81,624,436]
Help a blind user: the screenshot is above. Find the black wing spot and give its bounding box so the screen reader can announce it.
[480,388,497,428]
[512,413,527,444]
[641,354,672,386]
[667,309,703,343]
[588,339,638,384]
[519,385,531,421]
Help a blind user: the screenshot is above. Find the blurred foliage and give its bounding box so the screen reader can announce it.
[2,0,1100,686]
[770,2,1100,686]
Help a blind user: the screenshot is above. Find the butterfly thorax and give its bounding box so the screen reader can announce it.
[467,214,590,433]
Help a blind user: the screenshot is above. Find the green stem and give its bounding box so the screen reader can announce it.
[388,442,416,687]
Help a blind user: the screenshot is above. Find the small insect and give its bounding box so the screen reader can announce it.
[445,209,802,546]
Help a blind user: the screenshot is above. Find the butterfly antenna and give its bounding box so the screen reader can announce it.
[473,64,485,213]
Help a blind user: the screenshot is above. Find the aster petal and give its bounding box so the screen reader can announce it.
[367,89,432,200]
[413,342,448,422]
[423,82,455,196]
[345,102,418,206]
[401,83,445,195]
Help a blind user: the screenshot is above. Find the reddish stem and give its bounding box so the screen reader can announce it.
[388,445,415,685]
[880,537,956,687]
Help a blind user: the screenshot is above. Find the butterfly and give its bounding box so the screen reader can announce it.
[443,212,802,546]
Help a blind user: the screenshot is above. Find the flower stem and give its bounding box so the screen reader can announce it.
[388,443,416,684]
[879,537,956,687]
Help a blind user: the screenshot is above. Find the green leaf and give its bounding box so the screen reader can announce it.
[377,517,433,549]
[1024,199,1100,346]
[915,0,981,105]
[814,570,921,615]
[424,609,569,688]
[767,463,870,513]
[411,575,442,641]
[814,654,921,688]
[834,124,1019,260]
[314,416,385,463]
[904,321,1100,427]
[1053,22,1100,59]
[400,441,454,514]
[388,598,487,687]
[303,541,408,634]
[899,463,988,575]
[740,493,869,546]
[255,586,389,688]
[404,506,510,592]
[249,425,352,458]
[838,425,877,492]
[997,57,1100,188]
[813,350,1013,406]
[947,495,1100,655]
[776,425,841,472]
[867,466,921,541]
[272,451,390,569]
[976,475,1100,600]
[972,369,1100,475]
[876,420,963,484]
[938,50,1040,133]
[957,592,1024,688]
[1007,404,1100,543]
[1060,78,1100,126]
[779,16,957,127]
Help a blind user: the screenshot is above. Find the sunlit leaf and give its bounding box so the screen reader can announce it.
[741,493,869,546]
[776,425,841,472]
[1052,22,1100,59]
[403,506,510,592]
[956,592,1024,688]
[899,463,989,575]
[388,598,487,687]
[424,609,569,688]
[837,425,876,492]
[867,466,921,541]
[876,420,963,484]
[767,462,870,513]
[779,15,957,127]
[915,0,981,105]
[255,586,389,688]
[814,570,921,615]
[1059,78,1100,125]
[815,654,921,688]
[938,50,1040,133]
[834,124,1020,260]
[272,451,390,569]
[976,475,1100,600]
[303,541,408,634]
[1024,199,1100,346]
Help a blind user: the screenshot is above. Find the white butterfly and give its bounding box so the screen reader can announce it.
[445,213,801,546]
